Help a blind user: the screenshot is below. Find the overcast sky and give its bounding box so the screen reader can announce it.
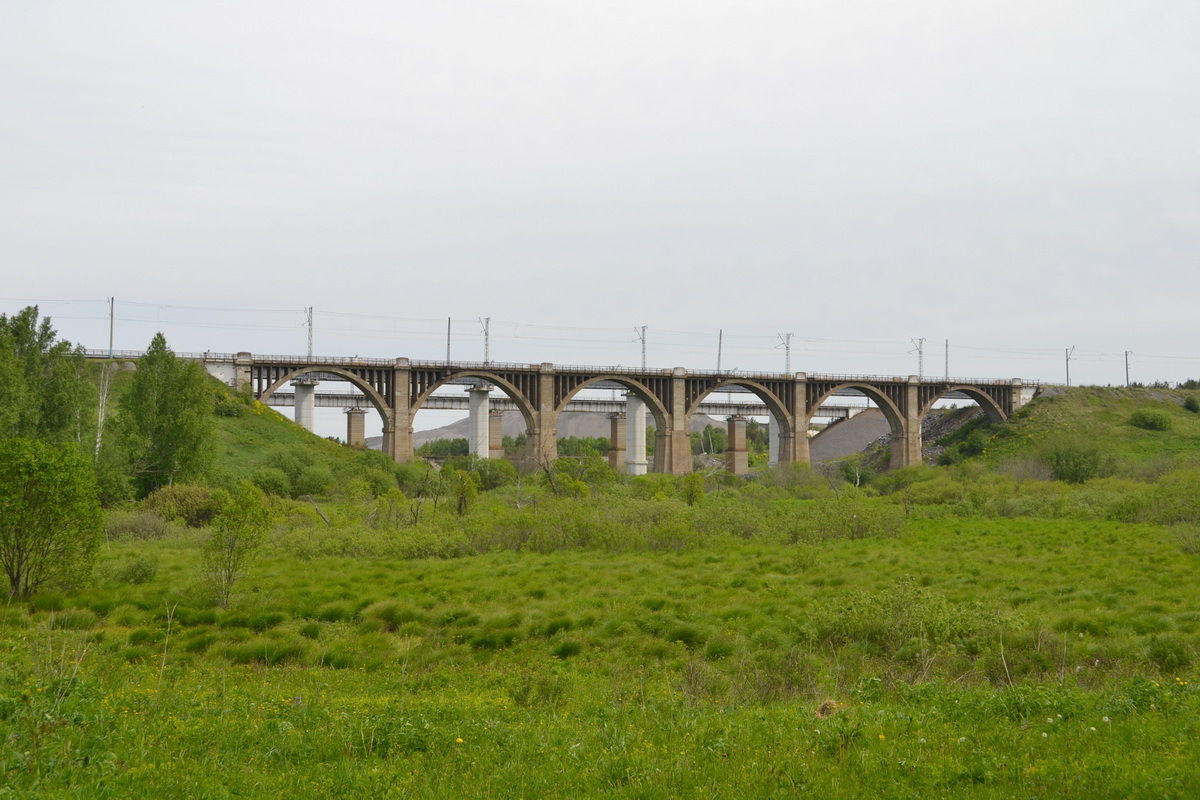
[3,2,1199,422]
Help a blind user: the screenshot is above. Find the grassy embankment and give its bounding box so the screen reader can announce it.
[2,385,1200,797]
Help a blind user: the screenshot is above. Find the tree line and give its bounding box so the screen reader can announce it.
[1,307,215,596]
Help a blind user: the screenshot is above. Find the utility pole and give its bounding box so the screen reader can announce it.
[479,317,491,364]
[305,306,313,359]
[717,329,724,373]
[446,317,451,364]
[944,339,949,380]
[1065,346,1075,386]
[108,297,114,357]
[776,332,793,374]
[911,338,926,378]
[1125,351,1132,387]
[633,326,647,369]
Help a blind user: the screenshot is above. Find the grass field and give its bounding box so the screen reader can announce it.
[4,511,1199,797]
[3,386,1200,797]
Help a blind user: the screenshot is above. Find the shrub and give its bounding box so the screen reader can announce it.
[106,510,172,540]
[109,553,159,585]
[213,391,246,418]
[143,484,220,527]
[250,466,292,497]
[1130,408,1172,431]
[294,465,334,497]
[1040,438,1113,484]
[1184,395,1200,414]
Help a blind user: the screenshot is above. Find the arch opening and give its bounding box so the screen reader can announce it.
[411,372,539,467]
[258,366,392,449]
[556,376,670,474]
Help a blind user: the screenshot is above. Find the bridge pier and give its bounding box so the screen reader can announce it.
[608,413,626,471]
[726,416,748,475]
[346,407,366,449]
[292,377,318,432]
[531,363,558,467]
[767,411,779,467]
[467,384,492,459]
[389,358,413,463]
[489,411,504,460]
[625,395,648,475]
[891,375,924,469]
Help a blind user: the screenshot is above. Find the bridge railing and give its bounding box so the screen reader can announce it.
[83,349,1037,387]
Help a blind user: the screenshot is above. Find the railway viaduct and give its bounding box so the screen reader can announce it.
[185,352,1034,475]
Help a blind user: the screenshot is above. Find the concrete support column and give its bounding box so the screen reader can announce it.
[489,412,505,460]
[726,416,748,475]
[467,384,491,458]
[292,378,318,432]
[790,373,810,466]
[388,358,413,462]
[346,407,366,449]
[608,413,626,471]
[891,375,923,469]
[234,352,253,392]
[767,411,779,468]
[625,395,649,475]
[664,368,692,474]
[532,363,558,466]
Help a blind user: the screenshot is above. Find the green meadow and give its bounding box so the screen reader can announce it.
[4,385,1200,798]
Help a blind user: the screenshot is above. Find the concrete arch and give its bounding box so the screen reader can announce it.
[259,366,392,426]
[807,383,906,438]
[685,378,794,438]
[411,371,537,434]
[555,375,670,432]
[919,386,1006,424]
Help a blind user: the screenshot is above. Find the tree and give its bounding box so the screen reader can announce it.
[202,483,271,608]
[118,333,214,496]
[0,306,94,445]
[0,438,103,597]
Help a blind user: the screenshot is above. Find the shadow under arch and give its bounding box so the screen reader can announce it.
[807,382,906,442]
[259,365,392,427]
[411,370,538,436]
[684,378,794,440]
[919,386,1007,424]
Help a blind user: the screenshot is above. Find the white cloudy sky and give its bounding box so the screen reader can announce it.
[3,1,1199,400]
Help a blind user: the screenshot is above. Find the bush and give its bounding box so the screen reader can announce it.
[1040,438,1113,484]
[106,510,172,540]
[109,553,159,585]
[1130,408,1172,431]
[1184,395,1200,414]
[143,484,220,527]
[250,466,292,497]
[294,465,334,497]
